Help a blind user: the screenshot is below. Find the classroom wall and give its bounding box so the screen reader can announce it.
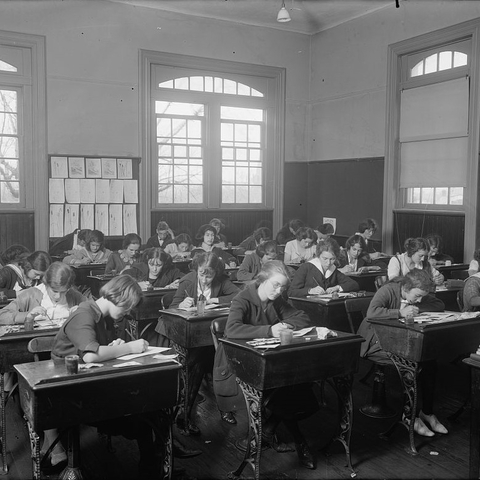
[0,0,311,249]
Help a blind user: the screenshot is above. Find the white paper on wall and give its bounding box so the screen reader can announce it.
[95,179,110,203]
[51,157,68,178]
[109,180,124,203]
[123,180,138,203]
[80,204,94,230]
[109,204,123,236]
[49,179,65,204]
[65,179,81,203]
[95,204,109,233]
[80,179,96,203]
[49,204,64,237]
[123,204,137,234]
[117,158,133,179]
[64,204,79,235]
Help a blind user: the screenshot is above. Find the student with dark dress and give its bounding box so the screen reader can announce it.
[0,250,51,298]
[356,218,389,266]
[191,224,236,267]
[154,252,239,434]
[105,233,142,274]
[424,233,454,266]
[209,218,228,248]
[48,228,91,257]
[337,234,369,273]
[213,260,318,469]
[233,227,271,256]
[275,218,304,245]
[357,269,448,437]
[123,247,183,291]
[288,238,359,297]
[145,221,175,249]
[63,229,111,265]
[314,223,334,244]
[237,240,277,282]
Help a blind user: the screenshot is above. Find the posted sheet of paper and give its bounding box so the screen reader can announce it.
[117,158,133,179]
[123,204,137,234]
[80,204,94,230]
[49,204,64,237]
[51,156,68,178]
[95,179,110,203]
[109,204,123,236]
[49,178,65,203]
[102,158,117,178]
[109,180,124,203]
[123,180,138,203]
[95,204,108,233]
[80,179,96,203]
[64,204,79,234]
[65,179,80,203]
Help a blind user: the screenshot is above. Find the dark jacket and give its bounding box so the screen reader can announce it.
[145,234,175,249]
[123,262,183,287]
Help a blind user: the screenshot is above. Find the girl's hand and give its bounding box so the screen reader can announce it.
[271,323,292,338]
[166,279,180,289]
[433,273,444,286]
[129,339,149,354]
[207,297,219,305]
[400,304,419,318]
[138,281,150,291]
[179,297,195,308]
[340,265,353,273]
[326,286,340,294]
[27,306,47,320]
[308,286,325,295]
[108,338,125,347]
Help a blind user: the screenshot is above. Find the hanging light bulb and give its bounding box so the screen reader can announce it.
[277,1,291,23]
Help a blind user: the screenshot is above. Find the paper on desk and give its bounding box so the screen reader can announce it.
[292,327,316,337]
[408,312,457,324]
[254,344,280,349]
[177,304,228,312]
[113,361,142,368]
[117,346,170,361]
[153,354,180,363]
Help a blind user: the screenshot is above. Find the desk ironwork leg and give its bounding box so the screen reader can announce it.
[324,374,356,478]
[228,379,263,480]
[381,353,419,456]
[469,367,480,479]
[59,426,83,480]
[0,373,6,474]
[25,417,40,480]
[172,343,192,435]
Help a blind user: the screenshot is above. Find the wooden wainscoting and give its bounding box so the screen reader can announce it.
[0,212,35,253]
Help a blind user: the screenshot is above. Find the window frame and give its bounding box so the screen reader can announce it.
[140,50,285,240]
[0,31,47,248]
[383,19,480,261]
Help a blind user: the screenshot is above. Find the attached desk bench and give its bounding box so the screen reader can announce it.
[369,312,480,455]
[220,331,364,480]
[15,356,181,480]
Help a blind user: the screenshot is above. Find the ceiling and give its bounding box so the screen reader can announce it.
[107,0,402,35]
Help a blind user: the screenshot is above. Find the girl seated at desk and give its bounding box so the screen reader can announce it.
[46,275,157,476]
[338,235,368,273]
[462,271,480,311]
[192,224,236,267]
[357,269,448,437]
[124,247,183,290]
[284,227,317,264]
[209,217,228,248]
[105,233,141,275]
[288,239,359,297]
[0,250,51,298]
[387,237,444,286]
[0,261,85,325]
[63,229,111,266]
[275,218,304,246]
[234,227,271,256]
[164,233,193,260]
[237,240,277,281]
[425,233,454,266]
[213,260,318,469]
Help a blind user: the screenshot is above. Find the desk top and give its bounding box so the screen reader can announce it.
[290,292,374,306]
[15,354,180,391]
[436,263,469,272]
[162,306,230,321]
[220,332,364,390]
[345,268,386,277]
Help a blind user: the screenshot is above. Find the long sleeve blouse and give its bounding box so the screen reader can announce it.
[284,239,316,264]
[288,259,359,298]
[236,252,262,281]
[387,253,443,284]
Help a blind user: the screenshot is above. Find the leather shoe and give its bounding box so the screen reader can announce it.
[220,411,237,424]
[173,439,202,458]
[262,432,294,453]
[295,442,315,469]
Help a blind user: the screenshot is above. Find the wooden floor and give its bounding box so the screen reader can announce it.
[2,356,474,480]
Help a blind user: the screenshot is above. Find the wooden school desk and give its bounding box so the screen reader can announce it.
[436,263,469,279]
[344,269,387,292]
[368,312,480,455]
[220,331,364,480]
[15,355,181,480]
[71,264,106,287]
[290,292,374,333]
[434,283,463,312]
[0,324,60,473]
[159,306,230,435]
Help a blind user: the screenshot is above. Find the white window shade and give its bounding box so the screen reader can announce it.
[400,77,469,142]
[400,137,468,188]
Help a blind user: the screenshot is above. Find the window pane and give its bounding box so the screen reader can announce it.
[236,167,248,185]
[0,159,19,181]
[424,54,438,74]
[421,187,434,203]
[250,168,262,185]
[158,185,173,203]
[250,186,262,203]
[221,106,263,121]
[1,181,19,203]
[249,125,261,142]
[411,61,423,78]
[223,166,234,184]
[450,187,464,205]
[189,166,202,184]
[0,114,17,135]
[439,51,452,71]
[190,76,204,91]
[158,165,172,183]
[155,101,204,116]
[0,136,18,158]
[189,185,203,203]
[222,185,235,203]
[453,52,468,68]
[0,90,17,111]
[174,184,188,203]
[235,186,248,203]
[0,61,17,73]
[158,144,172,157]
[434,187,448,205]
[411,188,421,203]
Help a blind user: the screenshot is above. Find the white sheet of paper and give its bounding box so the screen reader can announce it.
[95,179,110,203]
[123,180,138,203]
[80,179,96,203]
[109,204,123,236]
[123,204,137,234]
[117,346,171,361]
[49,204,64,237]
[49,178,65,203]
[292,327,316,337]
[65,179,80,203]
[102,158,117,178]
[80,204,94,230]
[64,204,79,234]
[51,156,68,178]
[113,361,142,368]
[117,158,133,179]
[109,180,124,203]
[95,204,109,233]
[85,158,101,178]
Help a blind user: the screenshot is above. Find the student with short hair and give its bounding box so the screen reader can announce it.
[314,223,334,244]
[105,233,142,274]
[164,233,193,261]
[237,240,277,281]
[275,219,304,245]
[63,229,111,265]
[337,235,368,273]
[146,221,175,249]
[209,217,228,248]
[284,227,317,264]
[234,227,272,256]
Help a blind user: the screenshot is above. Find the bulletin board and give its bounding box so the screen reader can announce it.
[48,155,140,238]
